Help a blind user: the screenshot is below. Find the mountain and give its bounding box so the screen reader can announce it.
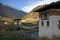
[21,12,39,24]
[21,1,60,24]
[0,3,27,19]
[20,5,44,24]
[31,5,44,12]
[0,3,7,17]
[0,17,14,23]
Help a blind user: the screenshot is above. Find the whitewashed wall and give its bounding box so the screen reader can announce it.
[39,15,60,38]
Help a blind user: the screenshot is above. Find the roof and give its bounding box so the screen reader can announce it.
[14,19,21,21]
[34,1,60,12]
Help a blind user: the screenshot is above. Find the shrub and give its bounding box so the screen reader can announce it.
[39,37,50,40]
[52,36,60,40]
[0,32,38,40]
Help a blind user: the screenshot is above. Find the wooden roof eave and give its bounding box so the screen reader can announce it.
[34,1,60,13]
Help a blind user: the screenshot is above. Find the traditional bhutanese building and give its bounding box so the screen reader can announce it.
[14,19,21,25]
[34,1,60,38]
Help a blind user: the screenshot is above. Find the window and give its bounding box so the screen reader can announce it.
[47,21,49,26]
[41,14,44,20]
[44,14,49,20]
[58,21,60,29]
[41,13,49,20]
[41,21,44,26]
[59,21,60,24]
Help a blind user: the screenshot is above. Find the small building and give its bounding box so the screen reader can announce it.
[34,1,60,38]
[0,20,8,25]
[14,19,21,25]
[4,21,8,24]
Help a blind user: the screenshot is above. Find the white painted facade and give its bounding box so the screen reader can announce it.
[4,22,8,24]
[14,22,17,25]
[14,22,21,25]
[39,10,60,38]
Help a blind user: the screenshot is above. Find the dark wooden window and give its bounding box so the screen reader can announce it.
[41,13,49,20]
[41,14,44,20]
[44,14,49,20]
[47,21,49,26]
[58,21,60,29]
[44,14,47,19]
[41,21,44,26]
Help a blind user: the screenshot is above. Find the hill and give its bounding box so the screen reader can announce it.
[0,3,27,19]
[21,12,39,24]
[20,5,44,24]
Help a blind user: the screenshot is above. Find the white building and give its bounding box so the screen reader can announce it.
[4,22,8,24]
[35,1,60,38]
[14,19,21,25]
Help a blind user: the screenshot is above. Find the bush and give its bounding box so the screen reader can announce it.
[21,23,37,26]
[39,37,50,40]
[39,36,60,40]
[0,32,38,40]
[52,36,60,40]
[0,25,21,32]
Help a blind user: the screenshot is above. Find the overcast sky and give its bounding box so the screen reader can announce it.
[0,0,59,13]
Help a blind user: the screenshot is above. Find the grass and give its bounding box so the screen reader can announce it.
[39,36,60,40]
[0,24,38,40]
[1,32,60,40]
[0,32,38,40]
[39,37,50,40]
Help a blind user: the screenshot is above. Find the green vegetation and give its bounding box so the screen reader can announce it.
[39,37,50,40]
[1,32,60,40]
[21,22,38,26]
[0,24,39,40]
[1,27,20,32]
[0,25,20,32]
[0,32,38,40]
[39,36,60,40]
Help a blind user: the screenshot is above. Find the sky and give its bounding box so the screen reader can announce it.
[0,0,59,13]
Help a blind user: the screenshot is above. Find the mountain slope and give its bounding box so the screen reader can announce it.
[0,3,27,19]
[0,17,13,23]
[0,3,8,17]
[20,5,44,24]
[31,5,44,12]
[4,6,27,19]
[20,12,39,24]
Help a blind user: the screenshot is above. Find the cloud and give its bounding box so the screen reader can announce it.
[21,0,59,13]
